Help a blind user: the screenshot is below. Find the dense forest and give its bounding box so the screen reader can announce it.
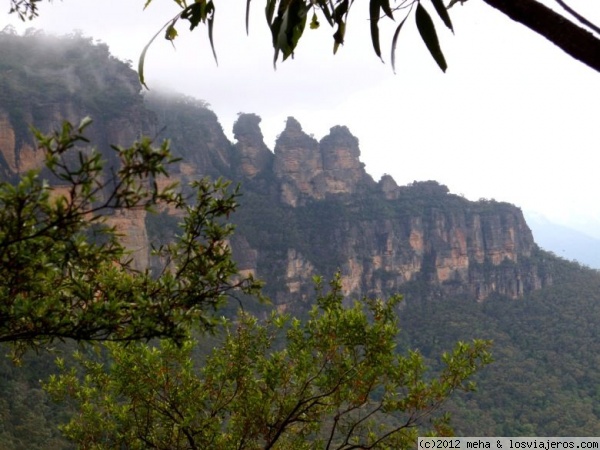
[1,30,600,448]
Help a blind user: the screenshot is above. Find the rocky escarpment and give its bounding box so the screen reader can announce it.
[233,173,550,305]
[0,32,154,179]
[144,92,233,181]
[0,31,158,266]
[225,115,550,304]
[0,32,553,308]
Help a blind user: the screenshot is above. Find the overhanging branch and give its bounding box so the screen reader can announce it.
[554,0,600,35]
[481,0,600,73]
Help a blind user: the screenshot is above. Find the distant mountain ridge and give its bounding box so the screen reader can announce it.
[525,211,600,269]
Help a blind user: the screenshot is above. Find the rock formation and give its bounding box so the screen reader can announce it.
[272,117,375,206]
[0,33,553,309]
[273,117,324,206]
[232,113,273,179]
[233,177,548,306]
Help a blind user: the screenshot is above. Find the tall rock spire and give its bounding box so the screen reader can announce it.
[272,118,375,206]
[232,113,273,178]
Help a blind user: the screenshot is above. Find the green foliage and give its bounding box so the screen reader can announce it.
[415,3,447,72]
[0,118,261,357]
[134,0,455,83]
[393,256,600,436]
[139,0,217,88]
[0,344,75,449]
[45,275,492,449]
[9,0,600,76]
[8,0,40,20]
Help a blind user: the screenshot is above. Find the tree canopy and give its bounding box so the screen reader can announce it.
[45,275,492,449]
[8,0,600,79]
[0,117,261,358]
[1,116,492,447]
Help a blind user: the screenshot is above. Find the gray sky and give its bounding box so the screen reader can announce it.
[3,0,600,236]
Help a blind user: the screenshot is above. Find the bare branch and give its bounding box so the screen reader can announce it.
[482,0,600,72]
[554,0,600,36]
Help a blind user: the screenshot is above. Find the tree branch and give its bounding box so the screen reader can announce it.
[481,0,600,72]
[554,0,600,36]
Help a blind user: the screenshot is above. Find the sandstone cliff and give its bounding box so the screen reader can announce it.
[0,31,157,267]
[227,114,550,305]
[0,32,553,309]
[232,174,550,306]
[144,92,233,181]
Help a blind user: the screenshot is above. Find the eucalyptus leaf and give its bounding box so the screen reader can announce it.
[276,8,290,57]
[334,0,348,22]
[207,2,218,65]
[333,21,345,54]
[447,0,466,8]
[369,0,383,60]
[139,18,176,89]
[316,0,334,26]
[289,3,308,55]
[271,15,283,67]
[415,3,447,72]
[265,0,276,25]
[430,0,454,32]
[381,0,394,19]
[246,0,251,34]
[391,15,408,73]
[333,0,349,54]
[270,1,309,65]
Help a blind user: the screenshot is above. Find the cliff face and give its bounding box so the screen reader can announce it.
[227,114,549,304]
[0,33,552,308]
[0,32,158,270]
[233,176,549,305]
[144,92,233,181]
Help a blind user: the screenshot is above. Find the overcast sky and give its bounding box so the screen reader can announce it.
[3,0,600,236]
